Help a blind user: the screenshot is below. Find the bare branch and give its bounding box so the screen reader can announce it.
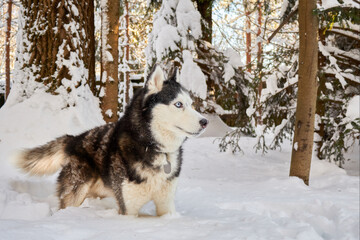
[267,8,298,43]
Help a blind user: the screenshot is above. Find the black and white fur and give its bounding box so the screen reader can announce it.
[16,65,208,216]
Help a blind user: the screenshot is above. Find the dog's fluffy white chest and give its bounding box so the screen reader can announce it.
[121,151,180,215]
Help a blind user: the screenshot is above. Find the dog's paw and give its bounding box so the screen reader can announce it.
[159,211,181,219]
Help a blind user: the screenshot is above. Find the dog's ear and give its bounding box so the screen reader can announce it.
[169,67,180,83]
[146,65,165,93]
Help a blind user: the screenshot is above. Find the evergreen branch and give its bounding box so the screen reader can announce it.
[328,28,360,42]
[323,72,360,86]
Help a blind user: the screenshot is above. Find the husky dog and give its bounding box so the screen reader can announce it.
[16,66,208,216]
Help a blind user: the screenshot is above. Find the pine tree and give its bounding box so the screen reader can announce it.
[146,0,205,94]
[194,0,213,43]
[315,1,360,166]
[13,0,96,106]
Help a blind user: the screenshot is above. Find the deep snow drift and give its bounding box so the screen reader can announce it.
[0,91,358,240]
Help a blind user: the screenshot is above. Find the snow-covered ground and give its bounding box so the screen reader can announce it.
[0,91,359,240]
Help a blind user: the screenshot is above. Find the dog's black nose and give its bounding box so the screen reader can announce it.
[199,119,208,129]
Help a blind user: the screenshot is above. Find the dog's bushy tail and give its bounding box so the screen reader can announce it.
[16,136,70,176]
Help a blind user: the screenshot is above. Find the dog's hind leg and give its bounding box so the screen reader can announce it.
[57,164,92,209]
[58,182,91,209]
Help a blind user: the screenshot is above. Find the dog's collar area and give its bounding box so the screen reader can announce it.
[164,159,171,174]
[145,147,173,174]
[160,153,172,174]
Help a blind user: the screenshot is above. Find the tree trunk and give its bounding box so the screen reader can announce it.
[18,0,95,100]
[289,0,318,185]
[195,0,213,43]
[88,0,96,94]
[5,0,12,100]
[125,0,130,104]
[195,0,214,101]
[245,2,251,72]
[315,27,327,160]
[256,3,262,64]
[256,1,262,126]
[100,0,120,122]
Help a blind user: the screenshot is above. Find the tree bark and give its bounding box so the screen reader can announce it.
[125,0,130,104]
[88,0,96,94]
[195,0,214,101]
[19,0,95,98]
[289,0,318,185]
[256,1,262,125]
[195,0,213,43]
[245,2,251,72]
[5,0,12,100]
[100,0,120,122]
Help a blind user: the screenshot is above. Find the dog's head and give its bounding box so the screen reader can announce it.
[144,65,208,151]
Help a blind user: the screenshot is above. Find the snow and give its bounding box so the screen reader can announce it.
[320,0,360,10]
[294,142,298,151]
[0,91,359,240]
[154,25,180,60]
[104,50,114,62]
[0,80,5,95]
[146,0,202,70]
[200,114,232,138]
[224,48,243,69]
[223,48,243,84]
[145,0,207,100]
[279,0,289,18]
[345,95,360,121]
[0,89,104,178]
[105,109,113,118]
[71,4,79,17]
[179,50,207,99]
[176,0,202,40]
[325,82,334,91]
[319,42,348,88]
[265,73,279,95]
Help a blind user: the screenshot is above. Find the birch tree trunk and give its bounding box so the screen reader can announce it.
[100,0,120,122]
[289,0,318,185]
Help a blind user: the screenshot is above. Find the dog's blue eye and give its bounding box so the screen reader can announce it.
[174,102,183,108]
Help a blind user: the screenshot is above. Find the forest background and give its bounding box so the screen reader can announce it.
[0,0,359,170]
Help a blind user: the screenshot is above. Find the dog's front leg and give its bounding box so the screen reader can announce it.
[153,179,178,216]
